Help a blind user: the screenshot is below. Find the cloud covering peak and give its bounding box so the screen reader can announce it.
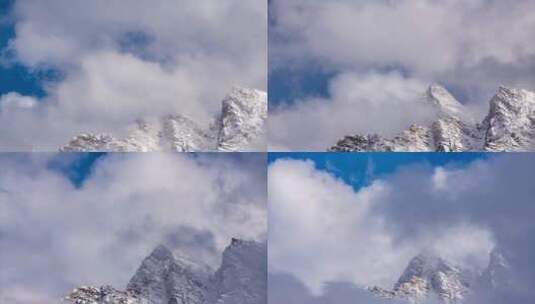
[0,153,267,303]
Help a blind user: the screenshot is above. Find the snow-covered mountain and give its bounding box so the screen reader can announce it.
[330,85,535,152]
[61,87,267,152]
[64,238,267,304]
[369,248,511,304]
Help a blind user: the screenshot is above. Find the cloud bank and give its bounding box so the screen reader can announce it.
[0,0,266,150]
[269,72,436,150]
[268,154,535,302]
[0,153,267,303]
[269,0,535,150]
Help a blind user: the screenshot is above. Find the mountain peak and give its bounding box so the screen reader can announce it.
[395,252,457,289]
[231,237,244,246]
[226,86,265,99]
[427,84,451,98]
[149,244,174,260]
[229,237,257,247]
[370,253,469,303]
[425,84,464,116]
[497,85,522,95]
[213,239,267,304]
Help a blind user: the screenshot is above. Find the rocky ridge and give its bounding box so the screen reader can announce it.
[330,85,535,152]
[61,87,267,152]
[64,238,267,304]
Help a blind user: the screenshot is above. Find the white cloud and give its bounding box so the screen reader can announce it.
[0,92,37,110]
[268,159,494,295]
[0,153,267,303]
[269,72,436,150]
[431,167,449,191]
[0,0,266,149]
[271,0,535,78]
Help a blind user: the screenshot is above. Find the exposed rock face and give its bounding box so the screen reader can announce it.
[330,85,535,152]
[64,239,267,304]
[61,87,267,152]
[211,239,267,304]
[370,248,511,304]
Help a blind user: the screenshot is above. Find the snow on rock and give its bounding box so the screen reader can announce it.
[330,85,535,152]
[482,87,535,151]
[217,88,267,152]
[63,286,143,304]
[61,87,266,152]
[64,239,267,304]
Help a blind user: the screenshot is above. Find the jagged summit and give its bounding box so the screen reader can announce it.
[370,248,511,304]
[64,238,267,304]
[61,87,267,152]
[127,243,211,304]
[330,85,535,152]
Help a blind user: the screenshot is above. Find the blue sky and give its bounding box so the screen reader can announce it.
[268,64,332,106]
[269,152,489,190]
[0,0,50,97]
[47,153,106,187]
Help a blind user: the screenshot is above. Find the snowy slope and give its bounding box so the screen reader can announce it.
[64,239,267,304]
[64,285,143,304]
[330,85,535,152]
[61,87,267,152]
